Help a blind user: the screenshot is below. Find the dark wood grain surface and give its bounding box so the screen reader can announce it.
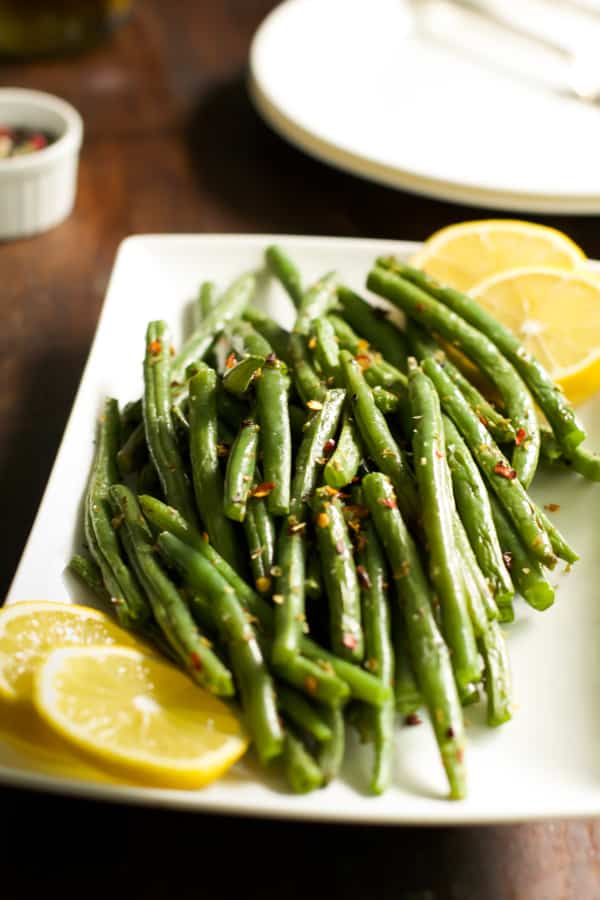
[1,3,599,898]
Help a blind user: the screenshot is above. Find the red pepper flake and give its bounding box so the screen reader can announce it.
[478,415,489,427]
[250,481,276,498]
[435,449,445,459]
[377,497,397,509]
[357,339,370,352]
[225,352,237,369]
[494,462,517,480]
[446,726,455,739]
[317,512,330,528]
[405,713,422,726]
[265,352,278,367]
[149,339,162,355]
[202,531,210,543]
[544,503,560,512]
[355,353,371,371]
[308,336,317,349]
[323,485,340,496]
[356,564,371,589]
[306,399,323,410]
[342,634,358,650]
[190,652,203,671]
[502,551,513,570]
[323,438,336,456]
[515,428,528,446]
[304,675,318,694]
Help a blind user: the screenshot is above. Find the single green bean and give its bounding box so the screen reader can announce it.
[197,281,217,321]
[479,620,512,727]
[289,332,327,403]
[393,611,423,716]
[324,413,363,489]
[222,354,265,397]
[294,271,338,336]
[243,494,276,595]
[316,707,345,785]
[265,245,304,308]
[311,317,341,381]
[224,419,260,522]
[188,365,243,570]
[256,356,292,516]
[67,554,110,603]
[282,731,323,793]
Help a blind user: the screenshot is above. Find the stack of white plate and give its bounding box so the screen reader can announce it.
[249,0,600,213]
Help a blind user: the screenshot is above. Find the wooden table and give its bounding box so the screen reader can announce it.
[2,3,600,897]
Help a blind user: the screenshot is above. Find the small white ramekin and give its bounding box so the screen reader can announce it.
[0,88,83,240]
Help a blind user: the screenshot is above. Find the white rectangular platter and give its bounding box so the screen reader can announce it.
[6,234,600,824]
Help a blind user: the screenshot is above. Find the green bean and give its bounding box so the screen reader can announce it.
[408,362,481,688]
[340,350,417,521]
[489,496,555,611]
[362,472,466,799]
[368,264,540,486]
[324,413,363,489]
[110,486,234,695]
[453,511,497,635]
[243,494,276,594]
[242,305,292,364]
[171,273,256,383]
[313,490,363,662]
[188,365,243,570]
[272,651,350,708]
[282,731,323,793]
[386,260,585,455]
[317,707,345,785]
[85,398,150,629]
[337,285,408,370]
[277,685,333,742]
[541,435,600,481]
[311,317,341,381]
[479,620,512,727]
[289,332,327,403]
[223,419,260,522]
[354,489,394,687]
[271,529,306,666]
[67,554,110,603]
[157,532,283,762]
[443,415,514,608]
[421,355,556,568]
[393,611,423,716]
[143,321,198,526]
[406,320,516,444]
[197,281,217,321]
[256,356,292,517]
[300,637,391,707]
[222,355,265,397]
[295,271,338,336]
[265,244,304,308]
[116,421,148,477]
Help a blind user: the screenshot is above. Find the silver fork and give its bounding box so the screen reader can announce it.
[446,0,600,102]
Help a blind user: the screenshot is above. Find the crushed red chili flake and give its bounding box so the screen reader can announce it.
[502,551,513,569]
[225,352,237,369]
[377,497,397,508]
[202,531,210,543]
[544,503,560,512]
[190,652,203,671]
[405,713,422,726]
[355,353,371,371]
[323,438,336,456]
[357,338,370,352]
[250,481,276,498]
[342,634,358,650]
[478,415,489,427]
[446,726,455,739]
[304,675,318,694]
[317,512,330,528]
[308,336,317,349]
[149,339,162,355]
[323,485,340,496]
[515,428,528,446]
[356,564,371,589]
[435,449,445,459]
[494,462,517,480]
[265,352,278,366]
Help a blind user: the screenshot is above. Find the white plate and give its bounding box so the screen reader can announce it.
[249,0,600,214]
[6,234,600,823]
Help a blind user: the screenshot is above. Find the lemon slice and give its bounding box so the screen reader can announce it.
[410,220,586,292]
[34,646,248,788]
[0,601,139,703]
[470,266,600,405]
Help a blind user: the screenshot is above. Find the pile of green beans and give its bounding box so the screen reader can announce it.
[70,245,593,800]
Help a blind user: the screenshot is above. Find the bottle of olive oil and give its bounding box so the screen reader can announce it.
[0,0,134,57]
